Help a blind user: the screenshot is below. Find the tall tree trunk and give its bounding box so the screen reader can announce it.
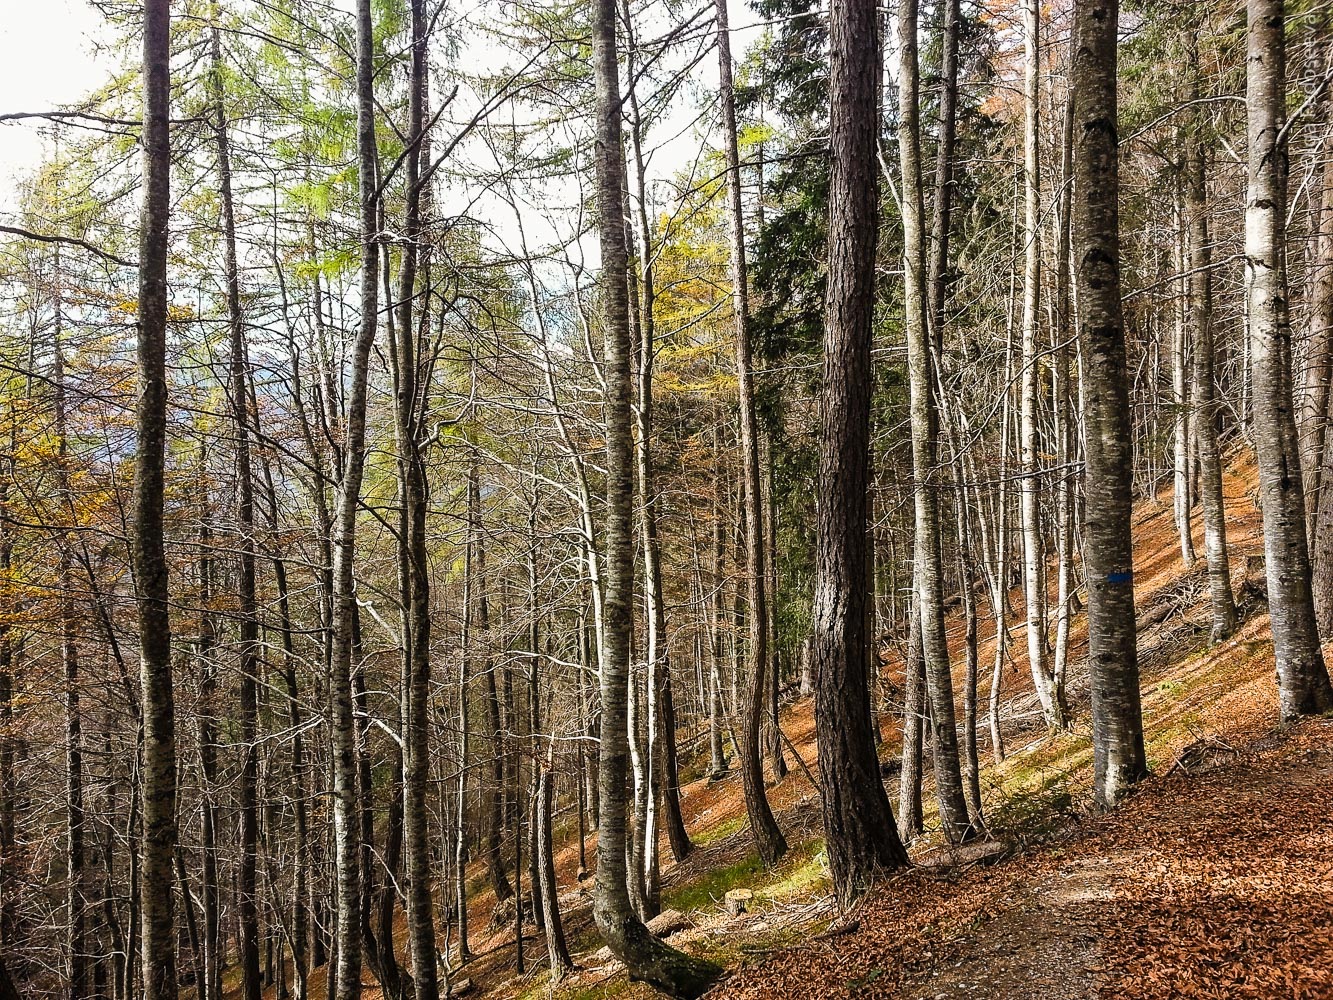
[135,3,177,998]
[472,471,513,905]
[715,0,786,869]
[896,602,924,840]
[1245,0,1333,720]
[209,18,262,999]
[1172,183,1197,568]
[1184,30,1238,643]
[589,0,721,991]
[1299,34,1333,528]
[52,255,87,1000]
[391,2,439,996]
[1072,0,1147,808]
[1019,0,1064,730]
[899,0,973,843]
[813,0,911,907]
[331,0,381,994]
[534,767,571,983]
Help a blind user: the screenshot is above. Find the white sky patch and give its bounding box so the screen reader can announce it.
[0,0,111,208]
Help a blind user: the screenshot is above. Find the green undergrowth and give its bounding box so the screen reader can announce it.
[664,836,827,914]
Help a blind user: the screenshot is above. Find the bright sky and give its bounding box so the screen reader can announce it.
[0,0,111,206]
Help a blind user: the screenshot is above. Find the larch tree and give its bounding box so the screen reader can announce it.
[812,0,911,906]
[331,0,381,994]
[135,1,177,999]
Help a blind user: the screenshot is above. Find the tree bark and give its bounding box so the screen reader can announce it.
[899,0,973,843]
[135,2,178,998]
[715,0,787,869]
[1072,0,1148,808]
[330,0,380,994]
[813,0,911,907]
[209,17,262,998]
[1184,30,1238,643]
[589,0,722,991]
[1245,0,1333,720]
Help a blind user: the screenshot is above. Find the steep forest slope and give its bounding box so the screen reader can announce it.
[240,454,1333,1000]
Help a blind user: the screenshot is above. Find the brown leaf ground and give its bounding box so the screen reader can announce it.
[234,454,1333,1000]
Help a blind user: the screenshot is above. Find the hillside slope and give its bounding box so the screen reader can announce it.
[246,454,1333,1000]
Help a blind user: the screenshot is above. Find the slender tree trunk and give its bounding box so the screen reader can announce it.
[330,1,381,995]
[535,768,571,982]
[1299,36,1333,529]
[589,1,721,991]
[896,599,924,840]
[1172,183,1197,568]
[135,3,177,998]
[1245,0,1333,720]
[899,0,973,843]
[1019,0,1064,731]
[1184,31,1238,642]
[209,19,262,998]
[1072,0,1147,808]
[52,259,87,1000]
[714,0,787,868]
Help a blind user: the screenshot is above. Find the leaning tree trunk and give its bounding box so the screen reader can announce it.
[715,0,786,869]
[813,0,912,907]
[898,0,973,843]
[1072,0,1147,808]
[589,0,722,992]
[135,3,178,999]
[1245,0,1333,720]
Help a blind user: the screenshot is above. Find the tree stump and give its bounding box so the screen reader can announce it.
[724,888,753,916]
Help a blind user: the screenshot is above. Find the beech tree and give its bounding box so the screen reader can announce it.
[1072,0,1147,808]
[1245,0,1333,721]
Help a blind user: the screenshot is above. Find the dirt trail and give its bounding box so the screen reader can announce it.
[722,717,1333,1000]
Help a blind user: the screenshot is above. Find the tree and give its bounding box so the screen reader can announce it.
[715,0,786,869]
[135,2,177,999]
[1245,0,1333,721]
[330,0,381,995]
[589,0,721,992]
[898,0,973,843]
[1183,27,1237,644]
[812,0,911,905]
[1072,0,1147,809]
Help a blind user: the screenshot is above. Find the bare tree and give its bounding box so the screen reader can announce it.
[1245,0,1333,721]
[1072,0,1147,808]
[135,2,178,998]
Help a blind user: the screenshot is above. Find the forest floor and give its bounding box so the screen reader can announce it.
[237,453,1333,1000]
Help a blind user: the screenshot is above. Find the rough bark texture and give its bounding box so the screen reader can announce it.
[715,0,786,869]
[589,0,722,992]
[136,3,178,998]
[395,3,440,995]
[813,0,911,907]
[1072,0,1148,809]
[1245,0,1333,721]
